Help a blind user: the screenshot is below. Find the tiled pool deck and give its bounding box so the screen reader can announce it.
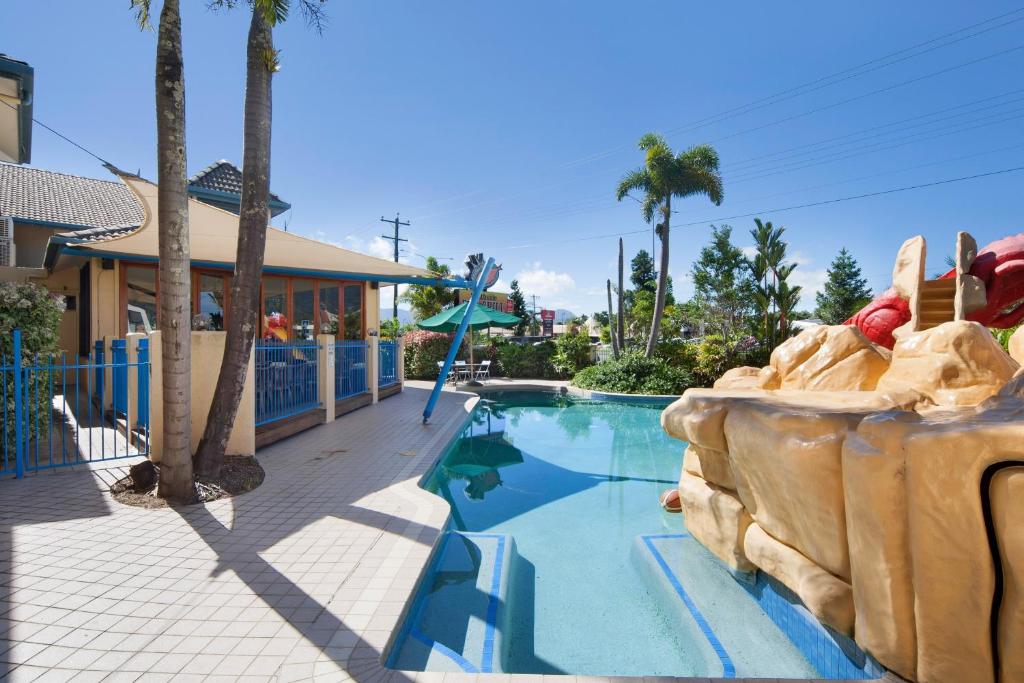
[0,384,900,682]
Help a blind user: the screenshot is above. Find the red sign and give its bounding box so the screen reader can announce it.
[504,299,514,313]
[540,309,555,336]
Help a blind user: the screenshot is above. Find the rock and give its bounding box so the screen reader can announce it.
[1010,326,1024,365]
[679,471,754,573]
[877,320,1020,407]
[955,230,978,275]
[744,523,855,635]
[713,366,761,389]
[763,325,891,391]
[892,235,926,300]
[129,460,158,492]
[957,273,987,317]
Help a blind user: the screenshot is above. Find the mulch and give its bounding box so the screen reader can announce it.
[110,455,266,508]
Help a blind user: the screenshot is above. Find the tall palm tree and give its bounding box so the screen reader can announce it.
[132,0,194,501]
[194,0,326,479]
[616,133,723,357]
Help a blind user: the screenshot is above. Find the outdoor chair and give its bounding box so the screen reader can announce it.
[437,361,456,386]
[453,360,471,382]
[474,360,491,382]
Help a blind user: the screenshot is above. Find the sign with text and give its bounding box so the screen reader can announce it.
[541,309,555,337]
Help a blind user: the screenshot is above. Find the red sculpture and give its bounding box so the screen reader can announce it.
[846,233,1024,348]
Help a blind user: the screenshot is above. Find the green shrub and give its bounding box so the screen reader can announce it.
[495,339,558,379]
[572,352,694,395]
[993,325,1020,352]
[552,331,593,378]
[403,329,453,380]
[0,282,66,453]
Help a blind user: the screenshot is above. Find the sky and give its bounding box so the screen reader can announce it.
[4,1,1024,317]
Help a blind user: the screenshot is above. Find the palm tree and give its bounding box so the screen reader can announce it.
[132,0,194,501]
[616,133,723,357]
[194,0,326,479]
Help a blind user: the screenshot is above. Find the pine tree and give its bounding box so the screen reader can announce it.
[509,280,529,335]
[815,248,873,324]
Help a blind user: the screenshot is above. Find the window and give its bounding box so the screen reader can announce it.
[124,265,158,334]
[343,284,362,340]
[195,273,227,331]
[292,279,316,340]
[318,283,339,335]
[262,277,288,340]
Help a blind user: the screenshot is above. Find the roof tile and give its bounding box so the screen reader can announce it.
[0,162,143,228]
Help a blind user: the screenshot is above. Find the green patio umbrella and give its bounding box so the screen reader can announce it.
[417,302,521,381]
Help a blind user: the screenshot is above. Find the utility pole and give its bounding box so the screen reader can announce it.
[380,213,410,319]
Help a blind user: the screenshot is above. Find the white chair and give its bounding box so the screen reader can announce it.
[437,361,456,385]
[474,360,491,382]
[453,360,470,382]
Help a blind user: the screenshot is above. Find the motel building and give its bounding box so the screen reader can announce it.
[0,158,457,471]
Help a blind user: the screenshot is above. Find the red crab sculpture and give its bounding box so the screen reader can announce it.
[846,232,1024,348]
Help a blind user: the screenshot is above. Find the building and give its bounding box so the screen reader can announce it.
[0,55,33,165]
[0,160,462,457]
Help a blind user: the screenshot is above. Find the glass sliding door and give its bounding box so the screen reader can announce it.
[124,265,158,334]
[342,284,363,340]
[262,277,288,340]
[318,282,340,335]
[292,279,316,340]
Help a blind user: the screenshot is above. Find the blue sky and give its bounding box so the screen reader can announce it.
[5,1,1024,316]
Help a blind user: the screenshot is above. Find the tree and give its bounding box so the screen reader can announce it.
[746,218,801,348]
[630,250,657,294]
[815,248,873,324]
[401,256,454,320]
[508,280,529,335]
[690,225,756,343]
[194,0,326,479]
[132,0,194,500]
[606,279,618,358]
[617,133,723,357]
[617,238,625,350]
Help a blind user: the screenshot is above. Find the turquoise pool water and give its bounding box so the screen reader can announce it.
[388,392,880,678]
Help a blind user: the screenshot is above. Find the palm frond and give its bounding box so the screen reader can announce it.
[637,132,667,152]
[615,168,651,201]
[253,0,289,26]
[641,194,661,224]
[130,0,152,29]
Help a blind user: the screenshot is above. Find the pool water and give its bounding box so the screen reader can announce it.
[387,392,879,678]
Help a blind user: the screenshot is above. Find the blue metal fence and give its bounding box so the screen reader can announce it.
[3,330,151,479]
[335,341,369,400]
[379,340,398,387]
[255,340,320,426]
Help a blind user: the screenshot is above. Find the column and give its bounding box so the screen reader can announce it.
[318,333,335,423]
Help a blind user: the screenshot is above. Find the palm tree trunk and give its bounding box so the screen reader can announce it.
[154,0,194,501]
[617,237,625,349]
[646,196,670,358]
[194,8,274,478]
[607,279,618,359]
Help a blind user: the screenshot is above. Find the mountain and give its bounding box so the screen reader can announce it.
[554,309,576,323]
[380,308,414,325]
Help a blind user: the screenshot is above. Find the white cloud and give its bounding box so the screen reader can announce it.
[740,245,758,260]
[515,262,576,300]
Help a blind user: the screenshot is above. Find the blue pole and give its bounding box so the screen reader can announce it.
[423,258,494,424]
[12,330,23,479]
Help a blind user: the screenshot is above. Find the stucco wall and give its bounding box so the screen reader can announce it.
[11,222,56,267]
[189,331,255,455]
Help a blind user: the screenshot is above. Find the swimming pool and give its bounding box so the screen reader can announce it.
[387,392,883,678]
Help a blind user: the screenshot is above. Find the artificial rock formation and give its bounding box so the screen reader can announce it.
[758,325,890,391]
[662,318,1024,683]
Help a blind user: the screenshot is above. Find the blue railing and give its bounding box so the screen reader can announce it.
[3,330,151,479]
[255,340,320,426]
[379,340,398,387]
[335,341,369,400]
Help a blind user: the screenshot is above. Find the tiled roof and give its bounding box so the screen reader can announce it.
[188,160,286,205]
[0,162,144,229]
[57,224,138,245]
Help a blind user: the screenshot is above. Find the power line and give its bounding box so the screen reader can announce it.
[565,6,1024,166]
[497,165,1024,250]
[414,7,1024,224]
[0,99,112,165]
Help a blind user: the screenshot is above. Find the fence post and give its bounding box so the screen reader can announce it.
[148,331,163,461]
[136,338,150,455]
[112,339,129,436]
[369,335,379,404]
[93,340,105,409]
[318,334,335,424]
[396,335,405,390]
[13,329,23,479]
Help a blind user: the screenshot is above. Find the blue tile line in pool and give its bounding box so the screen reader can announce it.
[402,531,506,674]
[640,533,737,678]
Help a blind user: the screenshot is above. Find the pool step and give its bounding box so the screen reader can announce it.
[632,534,884,680]
[387,531,517,674]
